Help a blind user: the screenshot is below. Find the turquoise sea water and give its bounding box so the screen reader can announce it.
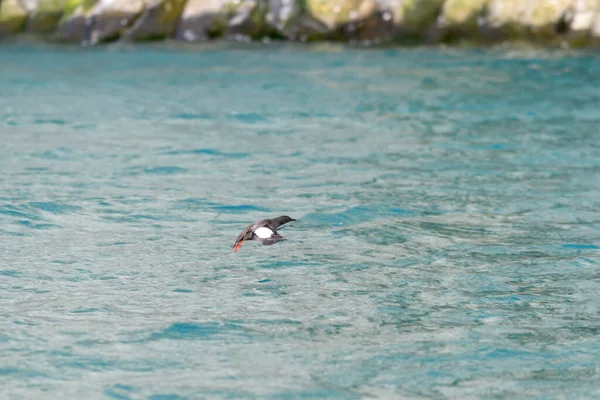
[1,42,600,399]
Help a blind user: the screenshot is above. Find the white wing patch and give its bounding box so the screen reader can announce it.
[254,227,273,239]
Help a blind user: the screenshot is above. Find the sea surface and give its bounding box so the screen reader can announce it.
[1,41,599,399]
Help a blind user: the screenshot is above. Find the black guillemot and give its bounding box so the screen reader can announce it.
[233,216,296,252]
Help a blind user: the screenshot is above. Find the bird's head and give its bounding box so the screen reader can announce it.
[280,216,296,223]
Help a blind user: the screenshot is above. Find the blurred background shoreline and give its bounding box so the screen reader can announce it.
[1,0,600,48]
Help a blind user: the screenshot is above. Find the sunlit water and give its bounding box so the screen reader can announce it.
[1,42,599,399]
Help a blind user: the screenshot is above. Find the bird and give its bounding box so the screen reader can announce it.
[232,216,296,252]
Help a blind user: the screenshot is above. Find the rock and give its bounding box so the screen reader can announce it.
[306,0,365,30]
[89,0,145,44]
[592,5,600,39]
[0,0,598,46]
[25,0,68,33]
[332,10,396,42]
[484,0,572,40]
[524,0,572,38]
[565,0,600,45]
[267,0,328,40]
[0,0,28,35]
[281,13,329,41]
[175,0,268,41]
[266,0,301,34]
[55,0,97,43]
[569,0,600,31]
[306,0,393,41]
[390,0,445,38]
[176,0,227,41]
[225,0,265,39]
[483,0,528,38]
[56,0,146,44]
[124,0,187,41]
[438,0,489,40]
[306,0,382,30]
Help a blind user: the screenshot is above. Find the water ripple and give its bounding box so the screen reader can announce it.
[1,44,599,399]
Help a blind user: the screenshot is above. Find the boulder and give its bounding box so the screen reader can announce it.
[175,0,269,41]
[483,0,528,39]
[56,0,145,43]
[55,0,97,43]
[438,0,490,40]
[306,0,392,41]
[0,0,28,35]
[266,0,301,34]
[306,0,366,29]
[391,0,444,39]
[592,5,600,39]
[569,0,600,31]
[524,0,572,38]
[227,0,266,38]
[176,0,227,41]
[565,0,600,45]
[484,0,572,40]
[25,0,68,32]
[333,9,395,42]
[268,0,328,40]
[89,0,145,43]
[124,0,187,41]
[281,12,329,41]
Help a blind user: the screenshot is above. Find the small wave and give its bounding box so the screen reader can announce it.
[143,322,251,341]
[163,148,250,158]
[143,166,189,175]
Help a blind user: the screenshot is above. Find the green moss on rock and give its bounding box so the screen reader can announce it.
[441,0,489,27]
[392,0,445,35]
[28,0,68,33]
[225,0,265,39]
[483,0,572,43]
[63,0,96,16]
[0,0,28,34]
[305,0,394,41]
[484,0,527,38]
[177,0,276,41]
[268,0,328,41]
[125,0,188,41]
[306,0,368,29]
[437,0,489,42]
[176,0,226,40]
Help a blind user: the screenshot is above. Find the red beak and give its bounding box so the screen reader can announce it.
[233,240,244,252]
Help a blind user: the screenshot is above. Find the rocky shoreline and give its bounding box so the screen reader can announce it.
[1,0,599,47]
